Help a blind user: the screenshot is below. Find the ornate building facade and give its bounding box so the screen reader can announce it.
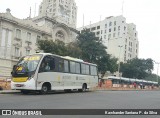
[0,4,78,79]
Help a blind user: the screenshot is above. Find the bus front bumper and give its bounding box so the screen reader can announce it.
[11,78,36,90]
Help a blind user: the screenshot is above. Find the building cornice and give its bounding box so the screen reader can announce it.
[33,15,79,34]
[0,13,51,36]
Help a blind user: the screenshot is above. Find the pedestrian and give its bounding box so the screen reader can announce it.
[133,82,136,89]
[140,83,143,89]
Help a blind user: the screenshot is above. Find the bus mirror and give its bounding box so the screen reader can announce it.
[13,65,16,69]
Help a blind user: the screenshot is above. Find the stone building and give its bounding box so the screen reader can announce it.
[0,7,78,79]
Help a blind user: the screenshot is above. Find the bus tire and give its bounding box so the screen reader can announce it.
[21,90,29,94]
[40,84,49,94]
[78,84,87,92]
[82,84,87,92]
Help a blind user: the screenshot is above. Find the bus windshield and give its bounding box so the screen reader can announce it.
[12,54,42,77]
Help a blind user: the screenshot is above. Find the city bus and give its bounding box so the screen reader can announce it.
[11,53,98,94]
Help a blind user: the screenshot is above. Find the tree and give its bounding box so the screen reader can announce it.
[37,39,67,56]
[120,58,154,79]
[66,41,82,58]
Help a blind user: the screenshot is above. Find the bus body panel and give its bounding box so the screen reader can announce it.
[37,72,98,90]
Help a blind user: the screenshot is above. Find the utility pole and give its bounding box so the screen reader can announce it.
[154,61,160,83]
[118,45,123,77]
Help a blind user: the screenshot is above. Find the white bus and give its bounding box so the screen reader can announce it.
[11,53,98,94]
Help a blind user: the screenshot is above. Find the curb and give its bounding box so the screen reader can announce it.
[0,90,20,94]
[95,89,160,91]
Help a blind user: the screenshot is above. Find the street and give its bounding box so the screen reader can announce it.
[0,90,160,118]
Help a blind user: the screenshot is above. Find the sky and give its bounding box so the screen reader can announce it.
[0,0,160,75]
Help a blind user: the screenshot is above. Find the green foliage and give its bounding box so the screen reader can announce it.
[66,41,82,58]
[120,58,154,79]
[145,73,159,82]
[37,39,67,56]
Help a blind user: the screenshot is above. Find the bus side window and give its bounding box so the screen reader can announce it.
[39,56,55,72]
[49,57,55,71]
[59,59,64,72]
[64,60,69,72]
[90,66,97,76]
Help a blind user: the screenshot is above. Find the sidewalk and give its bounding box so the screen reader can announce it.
[0,90,20,94]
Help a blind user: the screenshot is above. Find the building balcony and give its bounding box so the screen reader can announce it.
[14,37,22,41]
[12,55,21,60]
[13,42,22,47]
[25,40,32,45]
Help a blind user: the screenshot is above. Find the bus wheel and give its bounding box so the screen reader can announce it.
[21,90,29,94]
[40,85,49,94]
[82,84,87,92]
[78,84,87,92]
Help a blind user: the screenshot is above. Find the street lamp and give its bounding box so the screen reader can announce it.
[154,61,160,83]
[118,45,123,77]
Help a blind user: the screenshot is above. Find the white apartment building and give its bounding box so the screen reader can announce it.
[39,0,77,28]
[78,15,139,63]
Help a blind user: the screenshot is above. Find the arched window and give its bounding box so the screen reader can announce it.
[55,31,65,40]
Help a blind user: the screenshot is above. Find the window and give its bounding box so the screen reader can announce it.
[16,29,21,39]
[15,47,19,57]
[97,26,100,29]
[114,27,116,31]
[81,64,86,74]
[26,49,30,55]
[27,32,31,41]
[91,27,96,31]
[86,65,89,75]
[70,61,75,73]
[39,56,55,72]
[118,26,120,30]
[64,60,69,72]
[36,35,41,43]
[101,30,103,34]
[109,29,111,32]
[75,63,80,74]
[90,66,97,75]
[96,31,100,35]
[109,22,112,26]
[59,60,64,72]
[81,64,90,75]
[104,35,106,39]
[124,26,126,31]
[113,33,115,37]
[114,21,116,26]
[105,24,107,28]
[105,30,106,33]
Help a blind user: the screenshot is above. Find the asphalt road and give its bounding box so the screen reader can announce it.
[0,90,160,118]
